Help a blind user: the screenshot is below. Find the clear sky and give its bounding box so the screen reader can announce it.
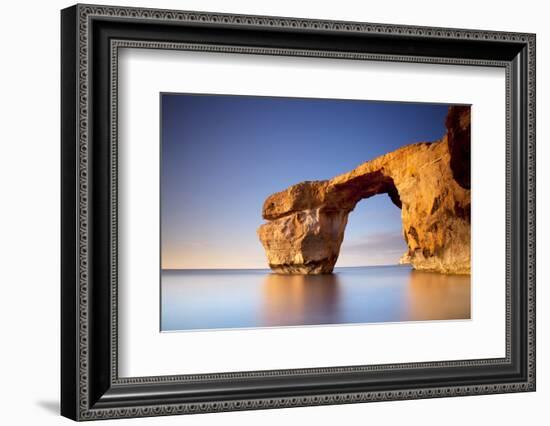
[161,94,450,270]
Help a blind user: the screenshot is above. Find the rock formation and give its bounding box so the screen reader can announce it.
[257,106,471,275]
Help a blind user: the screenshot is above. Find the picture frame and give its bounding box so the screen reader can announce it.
[61,3,536,421]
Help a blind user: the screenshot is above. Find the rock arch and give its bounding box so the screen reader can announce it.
[257,107,471,275]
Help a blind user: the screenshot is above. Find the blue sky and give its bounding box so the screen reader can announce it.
[161,94,449,269]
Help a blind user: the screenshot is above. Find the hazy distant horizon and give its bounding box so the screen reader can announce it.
[161,263,409,271]
[161,94,450,270]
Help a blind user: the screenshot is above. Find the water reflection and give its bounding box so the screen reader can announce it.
[160,266,471,331]
[406,270,471,320]
[262,274,341,326]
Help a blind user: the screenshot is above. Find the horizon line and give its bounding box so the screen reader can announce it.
[161,264,405,271]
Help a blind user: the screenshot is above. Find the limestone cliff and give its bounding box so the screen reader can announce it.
[257,106,471,275]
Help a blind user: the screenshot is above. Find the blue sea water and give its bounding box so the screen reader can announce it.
[160,265,470,332]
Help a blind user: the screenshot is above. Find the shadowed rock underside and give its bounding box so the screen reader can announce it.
[257,106,471,275]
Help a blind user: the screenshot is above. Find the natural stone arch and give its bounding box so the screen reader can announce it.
[257,106,471,275]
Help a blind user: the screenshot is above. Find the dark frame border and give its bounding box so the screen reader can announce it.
[61,4,536,421]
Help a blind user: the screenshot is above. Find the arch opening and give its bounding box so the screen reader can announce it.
[337,193,407,268]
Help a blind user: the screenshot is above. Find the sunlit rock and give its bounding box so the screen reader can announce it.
[257,106,471,275]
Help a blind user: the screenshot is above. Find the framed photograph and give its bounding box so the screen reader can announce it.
[61,4,536,421]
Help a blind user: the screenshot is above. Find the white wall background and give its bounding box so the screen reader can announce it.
[0,0,546,424]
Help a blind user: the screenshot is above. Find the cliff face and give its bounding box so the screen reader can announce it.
[257,106,471,275]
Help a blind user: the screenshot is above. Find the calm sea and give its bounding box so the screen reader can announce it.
[160,265,470,332]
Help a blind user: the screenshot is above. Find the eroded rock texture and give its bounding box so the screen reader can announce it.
[257,106,471,275]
